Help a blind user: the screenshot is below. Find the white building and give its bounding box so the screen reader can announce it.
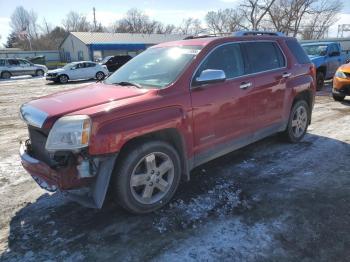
[59,32,188,62]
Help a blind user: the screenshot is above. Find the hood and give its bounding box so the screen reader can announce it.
[307,55,325,67]
[23,82,150,127]
[48,68,65,74]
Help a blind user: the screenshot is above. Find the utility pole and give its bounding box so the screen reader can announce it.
[93,7,97,32]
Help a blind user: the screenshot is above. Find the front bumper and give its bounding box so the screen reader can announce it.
[20,142,92,191]
[333,77,350,95]
[46,75,58,81]
[19,142,117,208]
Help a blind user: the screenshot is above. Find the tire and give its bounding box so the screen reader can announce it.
[332,93,345,101]
[1,71,11,79]
[96,71,105,80]
[316,71,325,91]
[112,140,181,214]
[35,69,45,77]
[58,74,69,84]
[284,100,310,143]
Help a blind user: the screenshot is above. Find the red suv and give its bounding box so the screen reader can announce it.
[19,31,315,214]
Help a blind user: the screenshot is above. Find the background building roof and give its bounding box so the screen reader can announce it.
[70,32,188,45]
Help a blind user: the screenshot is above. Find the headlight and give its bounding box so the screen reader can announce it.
[45,115,91,152]
[335,70,347,79]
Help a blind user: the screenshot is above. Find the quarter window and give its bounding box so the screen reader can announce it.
[195,43,244,80]
[242,42,285,74]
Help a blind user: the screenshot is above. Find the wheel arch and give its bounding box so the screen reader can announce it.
[317,65,327,77]
[116,128,190,181]
[292,89,313,124]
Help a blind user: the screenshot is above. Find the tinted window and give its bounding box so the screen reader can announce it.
[8,59,19,66]
[287,40,310,64]
[196,43,244,79]
[0,59,5,66]
[243,42,285,74]
[84,62,96,67]
[19,60,30,66]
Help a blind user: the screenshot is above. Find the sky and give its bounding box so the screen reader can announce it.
[0,0,350,46]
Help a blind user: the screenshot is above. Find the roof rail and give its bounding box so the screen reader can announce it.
[233,31,285,37]
[184,32,231,40]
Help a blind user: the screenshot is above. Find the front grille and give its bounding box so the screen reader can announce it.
[28,126,52,166]
[28,126,75,168]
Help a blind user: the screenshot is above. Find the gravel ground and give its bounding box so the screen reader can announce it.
[0,77,349,261]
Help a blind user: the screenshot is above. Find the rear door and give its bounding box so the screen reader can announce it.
[241,41,288,131]
[7,59,21,76]
[19,60,35,75]
[84,62,97,78]
[190,42,255,159]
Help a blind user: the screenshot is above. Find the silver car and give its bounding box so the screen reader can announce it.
[0,58,48,79]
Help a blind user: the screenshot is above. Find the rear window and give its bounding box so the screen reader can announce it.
[286,40,310,64]
[242,42,285,74]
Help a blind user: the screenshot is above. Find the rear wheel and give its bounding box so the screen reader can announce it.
[332,93,345,101]
[1,71,11,79]
[96,71,105,80]
[316,71,325,91]
[112,140,181,214]
[58,74,68,84]
[284,100,310,143]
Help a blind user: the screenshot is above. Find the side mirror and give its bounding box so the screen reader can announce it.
[194,69,226,86]
[71,67,75,70]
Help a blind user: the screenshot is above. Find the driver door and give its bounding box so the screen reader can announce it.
[190,43,255,162]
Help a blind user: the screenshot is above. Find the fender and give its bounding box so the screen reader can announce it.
[88,106,190,156]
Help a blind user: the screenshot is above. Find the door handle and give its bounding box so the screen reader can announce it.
[240,82,252,89]
[282,72,291,78]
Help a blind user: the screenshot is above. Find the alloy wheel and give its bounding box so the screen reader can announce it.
[291,105,308,138]
[130,152,175,205]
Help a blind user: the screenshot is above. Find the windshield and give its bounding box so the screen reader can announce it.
[302,45,328,56]
[62,63,76,69]
[104,46,202,88]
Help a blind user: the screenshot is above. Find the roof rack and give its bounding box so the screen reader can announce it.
[232,31,285,37]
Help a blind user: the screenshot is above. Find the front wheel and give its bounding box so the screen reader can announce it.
[112,141,181,214]
[332,93,345,102]
[58,74,68,84]
[96,71,105,81]
[284,100,310,143]
[36,69,45,77]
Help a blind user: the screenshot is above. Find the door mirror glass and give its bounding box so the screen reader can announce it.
[195,69,226,85]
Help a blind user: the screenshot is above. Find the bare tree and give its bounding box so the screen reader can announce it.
[177,18,203,35]
[239,0,277,30]
[10,6,39,38]
[114,8,161,34]
[63,11,91,32]
[206,9,245,33]
[300,0,343,39]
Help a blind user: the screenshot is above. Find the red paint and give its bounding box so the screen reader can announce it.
[21,35,316,190]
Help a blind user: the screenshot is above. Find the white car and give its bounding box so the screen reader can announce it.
[46,61,109,84]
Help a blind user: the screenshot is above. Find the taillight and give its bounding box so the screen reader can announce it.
[310,64,316,79]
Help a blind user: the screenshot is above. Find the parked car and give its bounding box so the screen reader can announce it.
[46,61,109,84]
[332,63,350,101]
[101,55,132,72]
[19,31,316,214]
[0,58,47,79]
[301,42,349,90]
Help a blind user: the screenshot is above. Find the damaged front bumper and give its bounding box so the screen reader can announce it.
[19,142,117,208]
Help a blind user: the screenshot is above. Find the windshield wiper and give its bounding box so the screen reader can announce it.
[114,81,143,88]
